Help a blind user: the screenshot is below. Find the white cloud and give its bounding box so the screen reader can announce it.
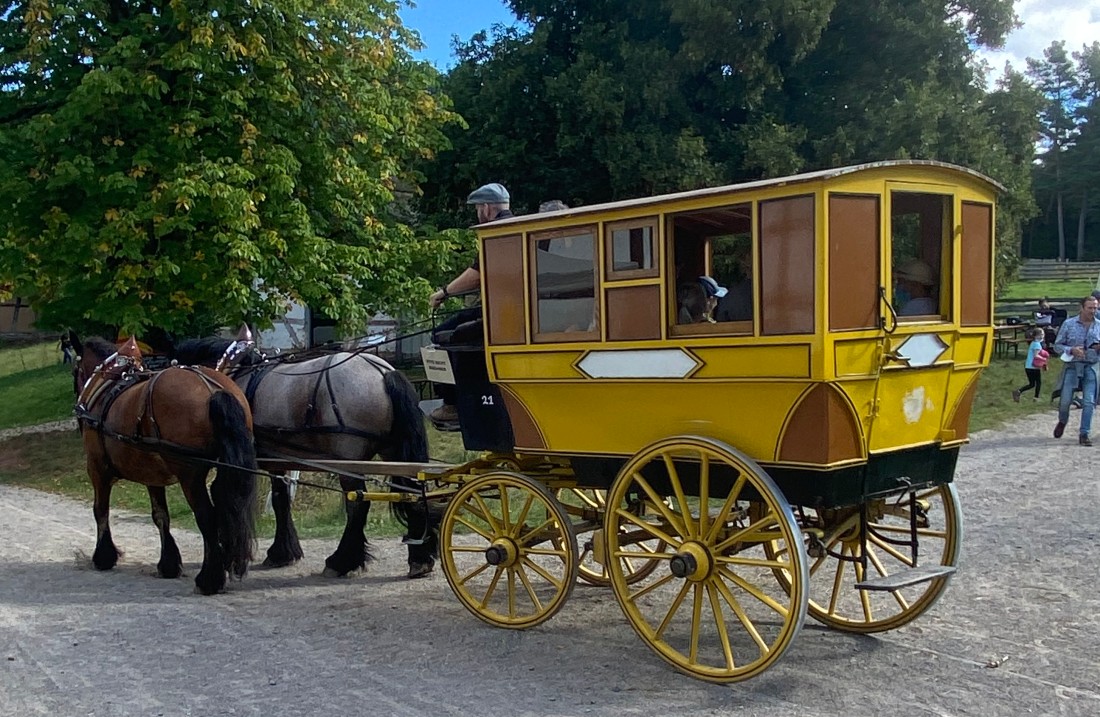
[978,0,1100,81]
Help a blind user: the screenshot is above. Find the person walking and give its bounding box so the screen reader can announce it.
[1052,296,1100,445]
[1012,328,1048,402]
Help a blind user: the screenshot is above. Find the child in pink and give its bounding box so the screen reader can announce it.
[1013,328,1049,401]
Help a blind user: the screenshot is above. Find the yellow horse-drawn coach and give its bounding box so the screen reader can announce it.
[381,160,997,682]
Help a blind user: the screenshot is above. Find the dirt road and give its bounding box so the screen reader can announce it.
[1,412,1098,717]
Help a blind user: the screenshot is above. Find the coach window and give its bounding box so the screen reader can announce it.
[605,217,658,280]
[890,192,951,322]
[668,202,754,335]
[530,225,599,342]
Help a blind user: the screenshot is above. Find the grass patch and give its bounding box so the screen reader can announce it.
[970,355,1054,432]
[0,364,75,429]
[998,279,1094,301]
[0,339,62,377]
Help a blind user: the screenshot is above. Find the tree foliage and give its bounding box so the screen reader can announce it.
[0,0,460,336]
[417,0,1033,287]
[1026,41,1100,261]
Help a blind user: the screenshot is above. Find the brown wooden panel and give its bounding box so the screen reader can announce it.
[778,384,863,464]
[483,234,525,345]
[606,285,661,341]
[947,375,979,441]
[828,195,880,331]
[498,385,546,450]
[960,202,992,326]
[760,196,815,335]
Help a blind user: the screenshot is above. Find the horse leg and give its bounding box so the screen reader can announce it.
[178,474,227,595]
[263,471,304,568]
[392,475,438,579]
[89,461,121,571]
[147,486,183,579]
[321,474,373,578]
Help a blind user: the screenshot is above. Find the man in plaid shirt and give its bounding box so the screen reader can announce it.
[1052,296,1100,445]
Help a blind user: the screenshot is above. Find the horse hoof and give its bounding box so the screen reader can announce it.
[407,561,434,579]
[262,556,299,569]
[321,567,365,580]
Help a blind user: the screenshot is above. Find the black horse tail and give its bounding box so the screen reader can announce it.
[383,370,436,529]
[208,390,258,579]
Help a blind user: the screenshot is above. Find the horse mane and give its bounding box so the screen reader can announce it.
[173,336,264,367]
[82,336,119,362]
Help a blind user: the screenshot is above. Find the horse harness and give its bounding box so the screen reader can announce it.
[237,352,393,451]
[76,365,228,472]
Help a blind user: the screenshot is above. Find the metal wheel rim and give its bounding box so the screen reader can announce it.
[604,436,808,683]
[767,483,962,633]
[441,472,578,629]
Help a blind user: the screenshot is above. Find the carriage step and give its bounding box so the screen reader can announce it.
[854,565,956,592]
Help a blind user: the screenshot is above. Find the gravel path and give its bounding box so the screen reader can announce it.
[1,412,1098,717]
[0,418,77,442]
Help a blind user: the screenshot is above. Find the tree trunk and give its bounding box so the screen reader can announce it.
[1077,187,1089,261]
[1057,191,1066,261]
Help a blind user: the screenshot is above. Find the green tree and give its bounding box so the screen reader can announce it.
[0,0,459,337]
[419,0,1029,287]
[1027,41,1080,261]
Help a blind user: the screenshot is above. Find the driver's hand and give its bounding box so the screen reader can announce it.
[429,290,446,309]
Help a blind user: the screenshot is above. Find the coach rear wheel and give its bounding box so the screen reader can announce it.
[767,483,962,633]
[605,436,808,683]
[441,472,578,629]
[556,488,665,586]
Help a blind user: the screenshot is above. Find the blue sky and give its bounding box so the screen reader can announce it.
[399,0,520,69]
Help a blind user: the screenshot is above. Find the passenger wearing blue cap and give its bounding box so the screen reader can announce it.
[427,182,513,428]
[678,276,727,323]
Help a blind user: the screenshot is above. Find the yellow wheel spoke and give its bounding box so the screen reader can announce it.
[713,574,769,653]
[871,523,947,540]
[714,512,779,554]
[512,492,536,538]
[867,532,918,566]
[521,556,564,590]
[515,564,543,613]
[454,512,494,541]
[706,581,735,670]
[851,555,874,623]
[629,572,677,602]
[471,493,501,534]
[526,545,569,559]
[705,473,747,544]
[518,516,557,546]
[865,544,912,611]
[826,543,848,615]
[507,566,517,617]
[716,565,790,618]
[499,485,511,532]
[632,472,689,537]
[478,565,505,608]
[615,549,675,561]
[449,544,490,554]
[689,583,704,662]
[457,561,491,586]
[716,555,790,569]
[614,507,681,547]
[653,580,693,641]
[698,454,711,539]
[663,452,696,539]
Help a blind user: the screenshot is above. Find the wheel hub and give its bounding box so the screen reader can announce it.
[484,538,518,567]
[669,541,712,581]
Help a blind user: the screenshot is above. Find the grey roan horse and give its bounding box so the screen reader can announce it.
[173,338,438,578]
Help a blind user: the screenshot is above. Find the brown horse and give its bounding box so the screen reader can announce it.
[71,334,259,595]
